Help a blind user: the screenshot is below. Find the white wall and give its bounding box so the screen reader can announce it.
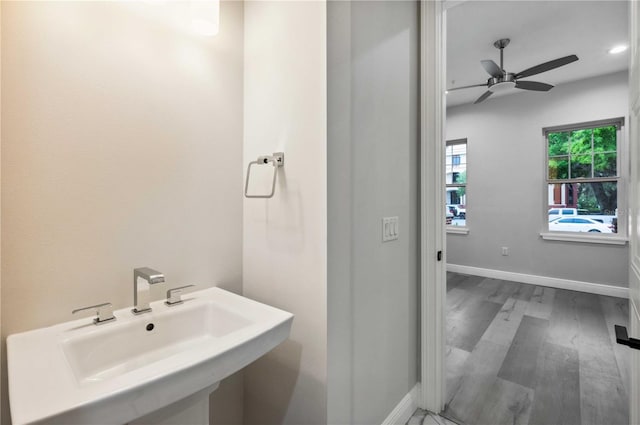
[242,1,327,424]
[447,71,629,287]
[1,2,244,423]
[327,1,420,423]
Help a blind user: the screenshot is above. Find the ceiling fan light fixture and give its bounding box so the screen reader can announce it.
[608,45,628,54]
[489,81,516,93]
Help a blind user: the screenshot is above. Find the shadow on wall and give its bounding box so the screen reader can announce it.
[247,168,306,251]
[265,177,306,252]
[243,339,323,424]
[244,339,301,424]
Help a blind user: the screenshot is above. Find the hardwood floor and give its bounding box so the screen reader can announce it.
[408,272,630,425]
[446,272,630,425]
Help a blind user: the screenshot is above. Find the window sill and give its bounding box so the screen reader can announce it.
[540,232,628,245]
[447,226,469,235]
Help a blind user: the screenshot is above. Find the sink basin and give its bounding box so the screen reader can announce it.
[62,301,252,384]
[8,287,293,425]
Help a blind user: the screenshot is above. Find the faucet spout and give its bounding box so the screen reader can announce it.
[132,267,165,315]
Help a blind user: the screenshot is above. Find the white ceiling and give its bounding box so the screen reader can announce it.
[446,1,629,107]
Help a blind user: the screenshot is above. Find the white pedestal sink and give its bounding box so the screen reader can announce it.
[129,383,219,425]
[7,288,293,425]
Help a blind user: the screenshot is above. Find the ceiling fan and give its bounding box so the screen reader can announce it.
[449,38,579,104]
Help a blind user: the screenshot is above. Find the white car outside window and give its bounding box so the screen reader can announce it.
[548,208,580,221]
[549,217,613,233]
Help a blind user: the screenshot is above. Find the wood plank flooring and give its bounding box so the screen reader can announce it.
[408,272,630,425]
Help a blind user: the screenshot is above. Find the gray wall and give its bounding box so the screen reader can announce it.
[328,1,420,423]
[447,71,629,287]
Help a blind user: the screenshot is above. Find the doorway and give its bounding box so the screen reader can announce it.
[420,1,640,424]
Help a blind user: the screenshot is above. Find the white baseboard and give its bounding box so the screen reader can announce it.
[380,383,421,425]
[448,264,629,299]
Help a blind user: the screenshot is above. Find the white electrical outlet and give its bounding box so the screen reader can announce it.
[382,217,399,242]
[501,246,509,256]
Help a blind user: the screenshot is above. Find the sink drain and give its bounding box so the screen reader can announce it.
[146,323,155,331]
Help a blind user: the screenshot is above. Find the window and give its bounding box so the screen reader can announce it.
[446,139,467,228]
[545,118,624,236]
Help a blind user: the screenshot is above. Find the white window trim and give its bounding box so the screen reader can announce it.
[446,138,467,232]
[540,232,628,245]
[447,226,469,235]
[542,117,627,241]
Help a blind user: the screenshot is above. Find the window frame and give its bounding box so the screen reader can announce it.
[446,138,469,234]
[541,117,627,244]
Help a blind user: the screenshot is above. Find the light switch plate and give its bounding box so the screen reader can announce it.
[382,217,399,242]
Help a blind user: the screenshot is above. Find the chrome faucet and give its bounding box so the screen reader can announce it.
[132,267,165,315]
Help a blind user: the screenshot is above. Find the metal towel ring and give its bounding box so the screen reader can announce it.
[244,152,285,199]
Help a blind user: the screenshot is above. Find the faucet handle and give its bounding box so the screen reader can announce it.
[165,285,196,306]
[72,302,116,325]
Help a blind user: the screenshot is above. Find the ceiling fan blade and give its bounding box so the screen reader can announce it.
[481,60,503,78]
[473,90,493,104]
[515,55,578,79]
[448,83,488,92]
[515,81,554,91]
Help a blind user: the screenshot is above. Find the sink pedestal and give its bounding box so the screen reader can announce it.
[130,383,219,425]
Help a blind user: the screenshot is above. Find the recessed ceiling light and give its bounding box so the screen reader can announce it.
[608,45,628,54]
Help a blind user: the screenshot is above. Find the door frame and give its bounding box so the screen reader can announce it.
[627,1,640,424]
[419,0,447,412]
